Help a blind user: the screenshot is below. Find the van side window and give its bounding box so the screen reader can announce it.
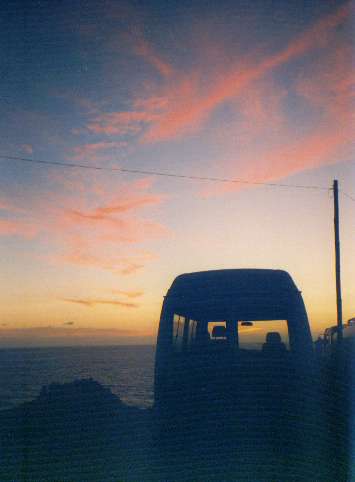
[188,320,198,346]
[173,314,185,352]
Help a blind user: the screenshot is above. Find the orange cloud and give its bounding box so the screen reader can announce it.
[0,325,154,347]
[61,298,139,308]
[112,289,143,298]
[0,326,139,338]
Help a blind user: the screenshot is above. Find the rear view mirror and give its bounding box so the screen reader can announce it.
[241,321,253,327]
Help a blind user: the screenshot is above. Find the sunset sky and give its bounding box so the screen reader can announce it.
[0,0,354,347]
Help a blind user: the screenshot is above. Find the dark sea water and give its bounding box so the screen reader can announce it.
[0,345,155,410]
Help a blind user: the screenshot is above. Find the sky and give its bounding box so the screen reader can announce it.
[0,0,354,347]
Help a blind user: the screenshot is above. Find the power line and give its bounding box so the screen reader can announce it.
[0,154,332,191]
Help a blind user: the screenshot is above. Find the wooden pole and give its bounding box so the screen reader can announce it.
[333,180,343,342]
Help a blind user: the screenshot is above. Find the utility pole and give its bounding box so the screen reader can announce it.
[333,180,343,342]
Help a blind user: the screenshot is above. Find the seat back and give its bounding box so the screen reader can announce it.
[262,331,286,354]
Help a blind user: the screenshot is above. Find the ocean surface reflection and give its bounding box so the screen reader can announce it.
[0,345,155,410]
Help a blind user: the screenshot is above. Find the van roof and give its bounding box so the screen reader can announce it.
[167,269,299,301]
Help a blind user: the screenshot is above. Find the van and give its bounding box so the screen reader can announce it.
[154,269,314,416]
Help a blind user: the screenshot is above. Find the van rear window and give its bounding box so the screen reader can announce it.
[172,316,289,352]
[238,320,289,351]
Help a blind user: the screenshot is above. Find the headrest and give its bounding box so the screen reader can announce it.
[212,325,226,339]
[265,332,282,343]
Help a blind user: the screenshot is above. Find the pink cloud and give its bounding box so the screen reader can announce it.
[81,5,349,146]
[201,113,351,198]
[266,3,350,67]
[70,194,163,217]
[69,141,127,162]
[0,219,38,239]
[232,78,287,142]
[134,38,173,77]
[58,190,168,245]
[197,28,352,197]
[0,172,167,278]
[38,175,168,274]
[255,128,351,183]
[295,42,353,121]
[133,96,169,112]
[87,111,159,136]
[59,213,168,246]
[0,195,42,239]
[60,249,154,275]
[78,2,349,154]
[0,199,26,214]
[51,198,160,272]
[140,3,350,143]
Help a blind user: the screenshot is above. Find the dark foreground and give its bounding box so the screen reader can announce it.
[0,348,352,482]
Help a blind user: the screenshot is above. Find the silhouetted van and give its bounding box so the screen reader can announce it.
[154,269,315,422]
[323,325,339,347]
[322,320,354,354]
[324,320,355,353]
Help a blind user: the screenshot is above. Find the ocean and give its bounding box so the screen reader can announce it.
[0,345,155,411]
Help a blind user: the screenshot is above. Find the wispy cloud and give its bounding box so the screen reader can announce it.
[111,289,143,298]
[134,37,173,78]
[295,42,353,121]
[0,174,167,276]
[141,2,350,143]
[61,298,139,308]
[69,141,127,162]
[0,325,154,346]
[0,199,26,214]
[59,247,154,275]
[87,111,159,136]
[67,194,163,219]
[201,34,353,196]
[79,1,351,199]
[0,219,38,239]
[60,195,168,246]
